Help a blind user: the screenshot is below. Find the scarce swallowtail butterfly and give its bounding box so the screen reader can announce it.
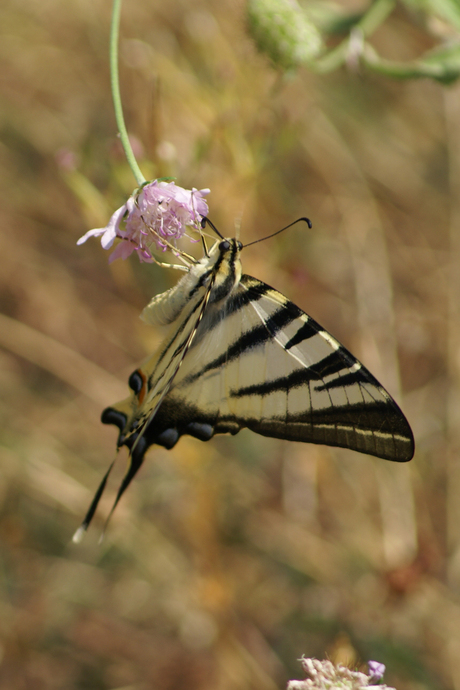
[74,220,414,541]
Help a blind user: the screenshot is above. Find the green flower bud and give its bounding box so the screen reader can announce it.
[247,0,322,71]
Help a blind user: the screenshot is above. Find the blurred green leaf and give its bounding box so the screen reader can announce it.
[420,39,460,82]
[299,1,365,35]
[363,40,460,82]
[402,0,460,32]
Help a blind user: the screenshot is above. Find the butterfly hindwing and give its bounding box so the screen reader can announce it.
[74,260,217,537]
[113,257,217,450]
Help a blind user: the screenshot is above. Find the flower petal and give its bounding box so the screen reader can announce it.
[76,227,106,245]
[100,204,128,249]
[108,240,136,263]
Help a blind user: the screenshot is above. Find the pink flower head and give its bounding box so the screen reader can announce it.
[77,180,210,263]
[368,661,386,682]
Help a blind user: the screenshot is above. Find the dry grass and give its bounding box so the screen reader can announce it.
[0,0,458,688]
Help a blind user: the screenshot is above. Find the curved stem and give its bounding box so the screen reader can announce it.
[313,0,396,74]
[110,0,146,185]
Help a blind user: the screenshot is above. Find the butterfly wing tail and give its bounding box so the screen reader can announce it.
[72,459,116,542]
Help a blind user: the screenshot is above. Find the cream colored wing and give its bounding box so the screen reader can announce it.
[77,262,413,539]
[164,274,414,462]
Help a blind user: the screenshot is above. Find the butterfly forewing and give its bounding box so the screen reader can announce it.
[167,275,414,462]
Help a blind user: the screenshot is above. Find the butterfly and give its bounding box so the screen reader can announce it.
[73,218,414,540]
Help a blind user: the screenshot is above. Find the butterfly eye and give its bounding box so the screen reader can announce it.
[219,240,231,251]
[237,241,243,251]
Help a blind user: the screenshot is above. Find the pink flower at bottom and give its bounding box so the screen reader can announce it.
[368,661,386,682]
[77,180,210,263]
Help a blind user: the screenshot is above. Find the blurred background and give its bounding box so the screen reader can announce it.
[0,0,459,688]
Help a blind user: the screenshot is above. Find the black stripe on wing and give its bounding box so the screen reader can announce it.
[129,391,412,462]
[188,277,274,344]
[178,276,321,388]
[242,405,412,461]
[154,291,207,371]
[184,303,303,384]
[285,320,319,349]
[229,359,374,398]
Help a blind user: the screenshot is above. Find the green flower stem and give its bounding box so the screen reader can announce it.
[352,0,396,36]
[110,0,146,186]
[312,0,396,74]
[362,45,456,80]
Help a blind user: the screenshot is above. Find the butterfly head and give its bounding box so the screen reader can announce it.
[218,238,243,253]
[203,237,243,303]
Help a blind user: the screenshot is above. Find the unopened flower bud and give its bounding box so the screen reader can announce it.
[247,0,322,70]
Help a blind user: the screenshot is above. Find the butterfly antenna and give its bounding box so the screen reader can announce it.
[72,458,117,543]
[201,216,225,240]
[243,217,312,248]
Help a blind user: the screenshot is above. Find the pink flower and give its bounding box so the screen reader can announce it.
[368,661,386,682]
[77,180,210,263]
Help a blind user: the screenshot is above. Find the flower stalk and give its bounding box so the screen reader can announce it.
[78,0,211,262]
[110,0,146,186]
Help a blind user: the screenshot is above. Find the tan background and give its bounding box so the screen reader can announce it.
[0,0,457,688]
